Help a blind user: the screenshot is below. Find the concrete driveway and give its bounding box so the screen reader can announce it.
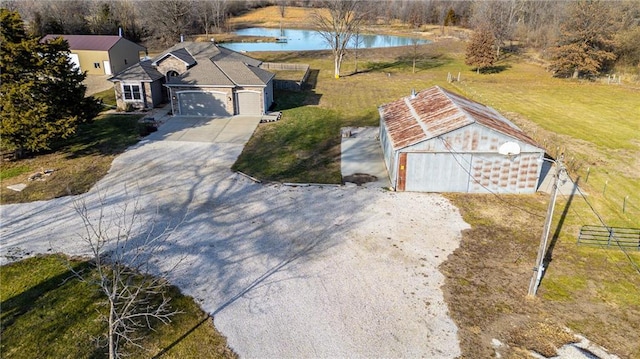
[146,115,261,144]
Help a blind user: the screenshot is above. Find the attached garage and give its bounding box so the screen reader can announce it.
[177,91,230,117]
[379,86,546,194]
[236,91,262,115]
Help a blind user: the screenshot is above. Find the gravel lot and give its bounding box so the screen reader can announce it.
[0,137,470,357]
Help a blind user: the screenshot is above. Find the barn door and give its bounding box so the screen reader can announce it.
[397,152,407,191]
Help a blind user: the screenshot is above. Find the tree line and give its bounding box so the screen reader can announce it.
[2,1,636,53]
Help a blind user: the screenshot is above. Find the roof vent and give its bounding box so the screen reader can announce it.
[410,89,417,99]
[118,27,122,37]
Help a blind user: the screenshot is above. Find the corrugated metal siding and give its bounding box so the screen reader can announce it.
[405,124,543,154]
[400,151,542,193]
[468,153,541,194]
[379,118,397,188]
[404,152,471,192]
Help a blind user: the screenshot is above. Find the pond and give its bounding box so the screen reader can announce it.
[220,27,430,52]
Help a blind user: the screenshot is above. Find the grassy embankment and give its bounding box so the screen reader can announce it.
[0,255,235,358]
[230,5,640,358]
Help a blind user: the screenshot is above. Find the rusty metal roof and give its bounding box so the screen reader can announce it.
[41,34,144,51]
[380,86,540,150]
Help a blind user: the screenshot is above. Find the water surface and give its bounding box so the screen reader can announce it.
[220,27,430,52]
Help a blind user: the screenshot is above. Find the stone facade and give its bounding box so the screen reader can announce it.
[155,56,188,77]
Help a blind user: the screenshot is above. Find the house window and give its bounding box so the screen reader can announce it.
[123,84,142,101]
[94,62,101,69]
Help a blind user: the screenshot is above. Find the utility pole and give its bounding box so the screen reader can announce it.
[528,155,565,297]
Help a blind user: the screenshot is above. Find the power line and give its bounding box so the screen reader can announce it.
[438,137,545,219]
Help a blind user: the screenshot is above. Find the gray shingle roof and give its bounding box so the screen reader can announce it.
[108,60,164,82]
[171,60,235,86]
[112,42,274,87]
[161,42,273,87]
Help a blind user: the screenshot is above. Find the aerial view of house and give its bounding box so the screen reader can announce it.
[1,2,638,359]
[109,41,275,116]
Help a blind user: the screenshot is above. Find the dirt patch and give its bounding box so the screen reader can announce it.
[343,173,377,186]
[441,193,640,358]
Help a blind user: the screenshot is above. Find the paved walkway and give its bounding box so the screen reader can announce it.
[340,127,391,188]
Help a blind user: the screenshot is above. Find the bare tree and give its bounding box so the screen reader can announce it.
[471,0,521,57]
[515,1,566,49]
[195,0,229,36]
[311,0,367,79]
[144,0,194,45]
[278,0,287,18]
[411,38,421,74]
[73,195,183,359]
[352,29,364,73]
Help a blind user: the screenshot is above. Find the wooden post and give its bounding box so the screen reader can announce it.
[623,195,629,213]
[585,167,590,183]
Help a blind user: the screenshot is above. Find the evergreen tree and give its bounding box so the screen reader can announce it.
[465,25,497,74]
[0,9,102,159]
[549,0,616,79]
[444,8,458,27]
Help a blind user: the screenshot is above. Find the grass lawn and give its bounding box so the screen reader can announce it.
[92,88,117,109]
[0,255,235,358]
[229,6,640,357]
[0,114,144,204]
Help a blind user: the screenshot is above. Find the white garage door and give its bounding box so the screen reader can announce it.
[68,54,81,72]
[237,91,262,115]
[178,91,229,117]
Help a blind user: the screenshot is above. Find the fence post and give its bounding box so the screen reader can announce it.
[623,195,629,213]
[585,167,590,183]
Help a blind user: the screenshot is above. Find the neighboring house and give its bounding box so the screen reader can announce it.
[41,34,146,76]
[109,41,276,116]
[379,86,545,193]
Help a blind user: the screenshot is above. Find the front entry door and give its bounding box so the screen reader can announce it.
[103,61,111,75]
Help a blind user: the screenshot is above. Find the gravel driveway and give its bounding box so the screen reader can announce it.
[0,122,470,357]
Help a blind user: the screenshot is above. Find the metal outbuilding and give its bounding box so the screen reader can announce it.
[379,86,546,193]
